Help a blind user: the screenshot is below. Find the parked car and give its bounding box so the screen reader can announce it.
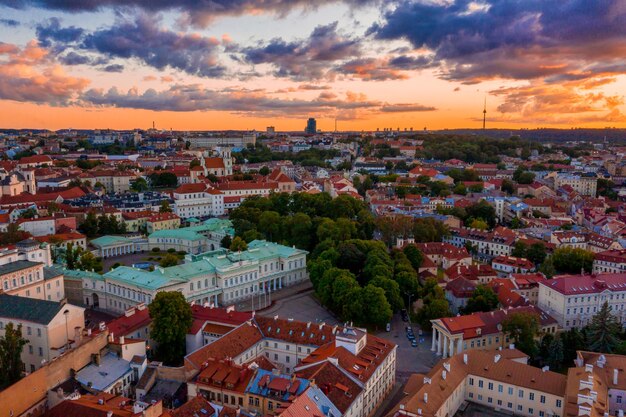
[386,323,391,332]
[411,340,418,347]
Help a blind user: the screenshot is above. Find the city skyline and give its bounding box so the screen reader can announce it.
[1,1,625,131]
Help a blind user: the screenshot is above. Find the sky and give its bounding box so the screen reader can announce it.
[0,0,625,131]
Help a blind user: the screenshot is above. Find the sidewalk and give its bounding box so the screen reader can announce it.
[234,281,313,312]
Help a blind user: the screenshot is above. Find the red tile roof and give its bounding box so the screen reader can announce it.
[542,273,626,295]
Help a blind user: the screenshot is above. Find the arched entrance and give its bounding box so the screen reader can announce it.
[92,293,99,308]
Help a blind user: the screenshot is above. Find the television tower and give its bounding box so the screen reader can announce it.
[482,97,487,130]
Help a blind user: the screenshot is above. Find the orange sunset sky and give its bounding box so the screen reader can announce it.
[0,1,625,131]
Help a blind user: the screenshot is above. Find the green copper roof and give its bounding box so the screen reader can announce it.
[0,294,69,325]
[90,235,133,247]
[63,268,105,281]
[105,266,179,290]
[149,229,206,241]
[96,239,305,291]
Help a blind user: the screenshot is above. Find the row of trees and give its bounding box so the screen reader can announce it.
[308,240,422,328]
[79,212,128,238]
[65,243,103,273]
[229,193,375,252]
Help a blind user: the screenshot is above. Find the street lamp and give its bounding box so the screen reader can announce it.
[63,309,70,352]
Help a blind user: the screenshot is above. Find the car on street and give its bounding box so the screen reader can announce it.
[386,323,391,332]
[411,340,418,347]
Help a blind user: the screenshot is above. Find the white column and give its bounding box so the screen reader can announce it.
[449,338,454,357]
[443,335,448,357]
[457,338,463,354]
[431,328,437,351]
[279,278,282,289]
[436,331,442,355]
[214,294,218,307]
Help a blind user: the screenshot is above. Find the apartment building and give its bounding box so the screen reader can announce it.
[431,306,558,358]
[444,227,516,259]
[491,255,535,276]
[554,173,597,197]
[593,249,626,273]
[537,273,626,330]
[0,294,84,373]
[79,170,137,193]
[386,349,566,417]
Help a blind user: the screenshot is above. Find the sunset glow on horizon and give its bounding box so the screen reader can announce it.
[1,1,625,131]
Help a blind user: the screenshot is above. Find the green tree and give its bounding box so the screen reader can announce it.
[511,241,528,258]
[19,208,37,219]
[189,159,201,169]
[130,177,149,192]
[551,247,594,273]
[453,183,467,195]
[527,243,547,265]
[357,285,393,329]
[230,236,248,252]
[149,292,193,365]
[403,245,423,271]
[501,179,515,194]
[0,323,28,388]
[259,166,270,176]
[463,285,499,314]
[370,276,403,312]
[586,302,621,353]
[65,242,82,269]
[539,256,556,278]
[547,337,564,371]
[502,312,539,357]
[220,235,232,249]
[159,201,173,213]
[79,211,99,237]
[469,218,489,230]
[258,211,282,241]
[77,251,103,273]
[159,253,180,268]
[465,200,497,229]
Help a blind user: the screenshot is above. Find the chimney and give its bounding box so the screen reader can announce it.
[463,354,468,364]
[614,368,619,385]
[494,354,501,363]
[442,370,447,380]
[423,393,428,403]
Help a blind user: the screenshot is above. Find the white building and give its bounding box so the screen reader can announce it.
[537,273,626,330]
[172,183,225,218]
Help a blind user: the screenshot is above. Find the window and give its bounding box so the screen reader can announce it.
[529,408,534,415]
[38,347,43,356]
[556,399,562,408]
[468,393,474,399]
[540,395,546,404]
[529,392,535,401]
[518,389,524,398]
[498,384,503,393]
[488,382,493,390]
[478,380,483,388]
[27,326,32,335]
[508,387,513,395]
[29,345,33,354]
[469,377,474,386]
[517,405,523,411]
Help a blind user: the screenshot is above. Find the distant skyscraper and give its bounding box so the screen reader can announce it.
[305,118,317,134]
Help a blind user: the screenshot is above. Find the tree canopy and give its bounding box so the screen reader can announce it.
[149,292,192,365]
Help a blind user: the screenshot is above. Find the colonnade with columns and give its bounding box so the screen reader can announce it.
[431,326,463,358]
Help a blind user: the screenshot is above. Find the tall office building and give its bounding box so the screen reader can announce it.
[305,118,317,134]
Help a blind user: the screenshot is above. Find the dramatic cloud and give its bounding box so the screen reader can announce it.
[240,21,361,80]
[0,41,89,104]
[79,83,434,120]
[370,0,626,84]
[36,17,84,48]
[59,51,90,65]
[102,64,124,72]
[489,80,626,124]
[81,14,226,77]
[1,0,376,27]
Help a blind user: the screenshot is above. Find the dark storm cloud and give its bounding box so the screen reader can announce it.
[0,0,377,27]
[369,0,626,83]
[36,17,83,48]
[81,14,226,77]
[240,21,361,80]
